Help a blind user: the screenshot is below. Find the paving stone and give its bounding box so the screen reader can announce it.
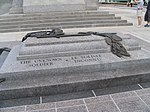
[86,101,120,112]
[114,96,150,112]
[139,94,150,107]
[128,84,142,90]
[26,102,55,111]
[0,106,25,112]
[42,90,94,103]
[111,91,136,99]
[140,82,150,88]
[84,95,111,104]
[28,109,56,112]
[56,99,84,108]
[94,84,141,96]
[0,41,21,48]
[0,97,40,108]
[57,105,87,112]
[136,88,150,96]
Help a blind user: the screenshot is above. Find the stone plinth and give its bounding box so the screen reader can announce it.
[85,0,99,10]
[23,0,85,13]
[23,0,98,13]
[0,32,149,79]
[9,0,23,14]
[9,0,98,14]
[1,32,150,100]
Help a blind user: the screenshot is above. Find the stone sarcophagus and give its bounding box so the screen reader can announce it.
[1,30,150,100]
[1,30,150,80]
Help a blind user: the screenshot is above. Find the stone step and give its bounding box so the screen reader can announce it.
[0,14,115,22]
[0,86,150,110]
[0,10,132,33]
[0,62,149,101]
[0,17,121,26]
[0,11,109,19]
[61,22,132,28]
[0,23,132,33]
[0,19,127,29]
[20,19,128,28]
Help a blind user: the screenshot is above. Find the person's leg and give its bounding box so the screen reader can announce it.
[131,3,132,7]
[127,2,130,7]
[138,16,142,26]
[144,21,149,27]
[139,16,142,25]
[148,21,150,26]
[137,9,143,27]
[144,10,149,27]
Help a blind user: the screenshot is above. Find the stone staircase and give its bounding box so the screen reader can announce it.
[0,10,132,33]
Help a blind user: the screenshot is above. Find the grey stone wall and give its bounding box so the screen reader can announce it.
[9,0,23,14]
[0,0,13,15]
[9,0,98,14]
[23,0,86,13]
[84,0,99,10]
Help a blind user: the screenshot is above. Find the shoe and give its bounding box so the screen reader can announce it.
[137,25,142,28]
[144,24,149,27]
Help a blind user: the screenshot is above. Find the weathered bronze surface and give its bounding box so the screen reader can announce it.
[0,47,11,55]
[0,78,6,83]
[104,34,130,57]
[22,29,130,58]
[79,32,130,57]
[22,28,64,42]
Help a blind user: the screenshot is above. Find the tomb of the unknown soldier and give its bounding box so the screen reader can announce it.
[1,28,150,100]
[0,0,150,111]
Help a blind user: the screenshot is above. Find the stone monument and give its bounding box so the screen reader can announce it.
[0,30,149,79]
[1,30,150,99]
[9,0,98,14]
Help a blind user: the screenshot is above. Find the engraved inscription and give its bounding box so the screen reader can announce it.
[20,54,102,68]
[29,62,53,67]
[71,54,101,63]
[20,60,31,64]
[20,58,62,67]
